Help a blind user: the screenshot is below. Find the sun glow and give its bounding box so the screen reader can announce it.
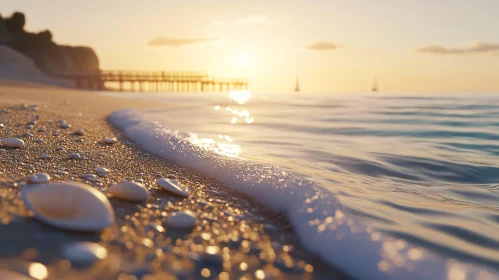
[238,52,249,64]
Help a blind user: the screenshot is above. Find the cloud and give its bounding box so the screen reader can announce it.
[147,37,224,47]
[415,41,499,54]
[306,42,343,51]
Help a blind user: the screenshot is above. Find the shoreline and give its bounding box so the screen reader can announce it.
[0,82,346,279]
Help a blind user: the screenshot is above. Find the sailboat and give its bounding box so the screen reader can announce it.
[295,76,300,92]
[372,76,378,92]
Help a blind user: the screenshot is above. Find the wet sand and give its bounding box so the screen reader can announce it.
[0,83,348,279]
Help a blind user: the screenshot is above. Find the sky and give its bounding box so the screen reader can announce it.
[2,0,499,93]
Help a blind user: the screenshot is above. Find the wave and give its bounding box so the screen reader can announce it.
[109,108,496,279]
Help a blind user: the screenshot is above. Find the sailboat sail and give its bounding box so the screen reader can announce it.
[372,77,378,92]
[295,76,300,92]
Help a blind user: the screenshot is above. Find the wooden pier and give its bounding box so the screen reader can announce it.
[50,70,249,92]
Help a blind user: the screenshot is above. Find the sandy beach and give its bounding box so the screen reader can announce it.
[0,82,346,279]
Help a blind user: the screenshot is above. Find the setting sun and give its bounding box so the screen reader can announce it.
[238,52,249,64]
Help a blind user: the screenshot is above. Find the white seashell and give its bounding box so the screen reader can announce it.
[0,138,25,148]
[22,181,115,231]
[95,167,109,177]
[27,173,51,184]
[63,242,107,264]
[156,178,189,197]
[74,130,85,136]
[109,181,149,202]
[69,153,81,159]
[102,137,118,144]
[80,174,97,180]
[164,210,197,229]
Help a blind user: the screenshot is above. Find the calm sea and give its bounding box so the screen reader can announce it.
[104,90,499,277]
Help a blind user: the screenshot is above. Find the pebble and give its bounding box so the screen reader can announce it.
[109,181,149,202]
[58,171,68,176]
[56,146,63,151]
[25,125,33,129]
[75,138,83,143]
[27,173,51,184]
[63,242,107,264]
[0,138,25,148]
[22,181,115,231]
[103,137,118,144]
[96,167,109,177]
[60,122,71,129]
[27,120,36,125]
[38,127,46,132]
[40,154,51,160]
[74,130,85,136]
[0,123,4,129]
[23,132,34,137]
[0,149,5,153]
[133,178,144,184]
[164,210,197,230]
[69,153,81,160]
[80,174,97,180]
[156,178,189,197]
[35,138,44,143]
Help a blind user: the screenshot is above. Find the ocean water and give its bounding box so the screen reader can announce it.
[105,91,499,279]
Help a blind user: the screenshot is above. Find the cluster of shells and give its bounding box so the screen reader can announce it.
[1,112,196,267]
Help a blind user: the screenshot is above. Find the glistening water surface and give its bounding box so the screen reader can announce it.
[105,91,499,272]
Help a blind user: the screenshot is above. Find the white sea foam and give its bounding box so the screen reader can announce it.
[109,108,495,280]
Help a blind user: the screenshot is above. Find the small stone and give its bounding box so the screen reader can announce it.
[56,146,63,151]
[0,149,5,153]
[156,178,189,197]
[27,120,36,125]
[80,174,97,180]
[58,171,68,176]
[30,105,38,111]
[0,124,4,129]
[23,132,34,137]
[74,130,85,136]
[96,167,109,177]
[134,179,144,184]
[75,138,83,143]
[35,138,44,143]
[27,173,51,184]
[40,154,51,160]
[0,138,25,148]
[102,137,118,144]
[109,181,149,202]
[164,210,197,230]
[60,122,71,129]
[38,127,46,132]
[63,242,107,264]
[25,125,33,129]
[69,153,81,160]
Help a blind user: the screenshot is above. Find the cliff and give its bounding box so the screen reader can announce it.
[0,11,100,75]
